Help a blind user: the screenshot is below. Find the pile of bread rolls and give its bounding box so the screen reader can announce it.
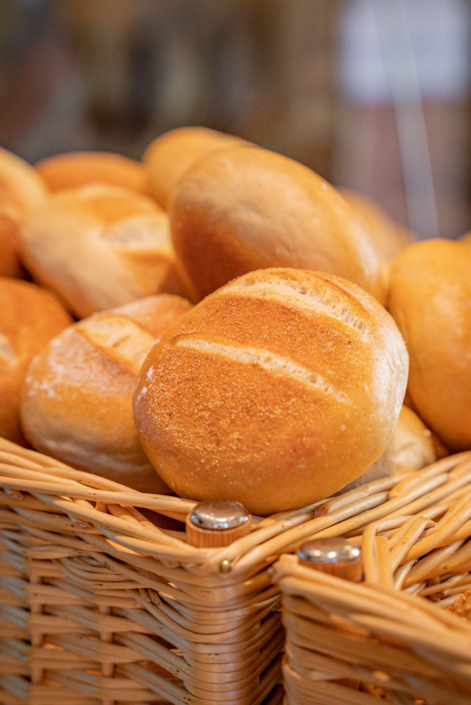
[1,126,468,515]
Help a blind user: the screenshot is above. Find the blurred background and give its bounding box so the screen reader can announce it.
[1,0,471,240]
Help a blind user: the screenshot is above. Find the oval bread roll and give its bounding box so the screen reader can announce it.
[0,147,48,277]
[0,278,72,445]
[388,239,471,451]
[340,406,437,492]
[170,145,386,304]
[143,126,244,210]
[20,184,187,318]
[133,268,408,515]
[36,151,148,194]
[340,188,411,263]
[21,294,191,492]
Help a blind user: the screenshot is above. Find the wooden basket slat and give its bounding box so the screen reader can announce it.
[2,439,471,704]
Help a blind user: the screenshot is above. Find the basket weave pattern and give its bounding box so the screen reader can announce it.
[1,440,471,704]
[275,451,471,704]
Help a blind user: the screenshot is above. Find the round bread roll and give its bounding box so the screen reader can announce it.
[143,126,245,210]
[0,278,72,445]
[340,188,411,263]
[20,184,187,318]
[133,268,408,515]
[0,147,48,277]
[388,239,471,452]
[340,406,437,492]
[21,294,191,492]
[36,151,148,195]
[170,145,386,304]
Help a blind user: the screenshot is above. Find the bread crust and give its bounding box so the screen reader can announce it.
[143,127,245,210]
[0,147,47,277]
[133,268,408,514]
[0,278,72,444]
[36,151,148,194]
[170,146,386,303]
[340,188,410,263]
[340,406,437,492]
[388,239,471,451]
[20,184,187,318]
[21,294,191,492]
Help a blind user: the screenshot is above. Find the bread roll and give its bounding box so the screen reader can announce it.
[0,278,72,445]
[133,268,408,515]
[36,151,148,194]
[340,406,437,492]
[20,184,187,318]
[0,147,48,277]
[143,126,245,210]
[388,239,471,451]
[340,188,411,263]
[170,145,386,304]
[21,294,191,492]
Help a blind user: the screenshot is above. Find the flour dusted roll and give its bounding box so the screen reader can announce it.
[21,294,191,492]
[170,145,386,303]
[20,184,187,318]
[0,278,72,445]
[0,147,48,277]
[133,268,408,514]
[36,151,148,194]
[143,126,245,210]
[388,239,471,452]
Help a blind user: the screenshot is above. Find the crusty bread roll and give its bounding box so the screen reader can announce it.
[133,268,408,515]
[143,126,245,210]
[170,145,386,304]
[36,151,148,194]
[340,406,437,492]
[388,239,471,452]
[20,184,187,318]
[340,188,411,263]
[0,147,48,277]
[21,294,191,492]
[0,278,72,445]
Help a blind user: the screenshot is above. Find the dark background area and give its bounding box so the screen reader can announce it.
[1,0,470,240]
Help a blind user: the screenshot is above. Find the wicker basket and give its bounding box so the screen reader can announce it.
[1,439,471,705]
[274,451,471,704]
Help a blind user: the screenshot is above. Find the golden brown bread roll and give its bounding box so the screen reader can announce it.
[447,589,471,620]
[143,126,245,210]
[0,147,48,277]
[133,268,408,514]
[36,151,148,194]
[0,278,72,445]
[339,188,411,263]
[21,294,191,492]
[388,239,471,452]
[170,145,386,304]
[340,406,437,492]
[20,184,187,318]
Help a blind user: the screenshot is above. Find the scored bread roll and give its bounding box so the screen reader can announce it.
[36,151,148,194]
[133,268,408,515]
[339,188,411,264]
[340,406,437,493]
[388,239,471,452]
[0,278,72,445]
[21,294,191,492]
[20,184,187,318]
[0,147,48,277]
[143,126,245,210]
[170,145,386,304]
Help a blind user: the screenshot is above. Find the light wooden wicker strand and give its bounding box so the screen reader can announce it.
[2,439,471,704]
